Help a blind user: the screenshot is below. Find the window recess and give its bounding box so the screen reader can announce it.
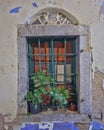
[28,37,77,109]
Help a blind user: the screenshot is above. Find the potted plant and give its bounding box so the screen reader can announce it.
[41,93,51,110]
[69,101,77,111]
[31,69,55,89]
[50,86,70,110]
[31,69,55,110]
[66,85,77,111]
[25,69,55,113]
[25,87,48,114]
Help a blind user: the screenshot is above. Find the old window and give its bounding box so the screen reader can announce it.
[27,37,77,110]
[17,8,92,116]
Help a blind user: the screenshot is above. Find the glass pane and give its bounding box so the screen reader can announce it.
[54,41,64,62]
[66,55,71,62]
[33,43,39,61]
[66,42,71,62]
[41,63,49,72]
[34,63,40,73]
[66,42,71,54]
[40,42,50,62]
[66,64,72,83]
[34,63,49,73]
[55,64,64,82]
[33,41,50,73]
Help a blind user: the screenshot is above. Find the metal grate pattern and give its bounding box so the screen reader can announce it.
[28,37,77,109]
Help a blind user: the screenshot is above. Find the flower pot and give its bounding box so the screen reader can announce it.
[52,105,57,111]
[69,104,77,111]
[29,102,41,114]
[41,104,48,111]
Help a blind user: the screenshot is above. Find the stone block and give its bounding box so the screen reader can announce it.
[91,113,102,119]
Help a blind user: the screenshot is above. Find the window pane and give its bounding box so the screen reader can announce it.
[40,42,50,62]
[66,64,72,82]
[55,64,64,82]
[54,41,64,62]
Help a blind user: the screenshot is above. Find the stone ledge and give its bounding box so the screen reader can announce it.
[17,111,90,123]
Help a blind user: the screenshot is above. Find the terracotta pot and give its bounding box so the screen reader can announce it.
[69,104,77,111]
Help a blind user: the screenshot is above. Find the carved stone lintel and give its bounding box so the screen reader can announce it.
[33,12,72,25]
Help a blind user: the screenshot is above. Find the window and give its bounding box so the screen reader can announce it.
[27,37,77,109]
[17,10,91,115]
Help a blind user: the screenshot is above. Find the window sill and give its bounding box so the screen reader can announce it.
[17,109,90,123]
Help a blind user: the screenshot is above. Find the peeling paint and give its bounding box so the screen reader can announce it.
[9,6,22,14]
[53,122,79,130]
[21,122,79,130]
[32,2,38,8]
[89,122,104,130]
[92,68,104,115]
[0,65,5,74]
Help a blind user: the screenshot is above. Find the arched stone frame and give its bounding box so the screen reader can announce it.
[17,8,92,116]
[25,8,79,25]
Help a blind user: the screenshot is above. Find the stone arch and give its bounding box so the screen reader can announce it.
[26,7,79,25]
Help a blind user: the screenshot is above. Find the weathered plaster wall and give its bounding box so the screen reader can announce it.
[92,69,104,121]
[0,0,104,122]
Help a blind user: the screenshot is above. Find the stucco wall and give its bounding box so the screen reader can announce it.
[0,0,104,122]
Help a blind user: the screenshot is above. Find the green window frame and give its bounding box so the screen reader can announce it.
[28,37,77,106]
